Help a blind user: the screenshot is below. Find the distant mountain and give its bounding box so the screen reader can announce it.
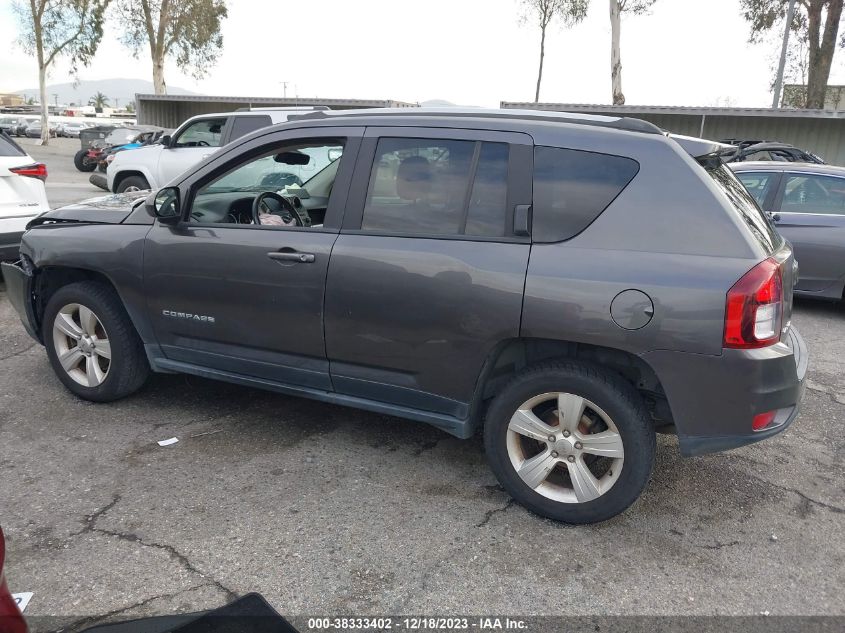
[13,78,198,107]
[421,99,460,107]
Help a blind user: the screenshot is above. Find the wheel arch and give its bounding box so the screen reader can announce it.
[469,337,673,434]
[31,266,150,348]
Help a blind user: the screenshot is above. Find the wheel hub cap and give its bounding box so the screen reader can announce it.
[505,392,625,504]
[52,303,111,388]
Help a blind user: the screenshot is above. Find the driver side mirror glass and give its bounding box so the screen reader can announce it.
[152,187,180,223]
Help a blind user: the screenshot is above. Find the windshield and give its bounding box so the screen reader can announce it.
[707,163,781,253]
[105,129,137,144]
[206,145,342,194]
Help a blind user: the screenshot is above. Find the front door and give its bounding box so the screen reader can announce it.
[144,127,362,389]
[324,127,533,420]
[156,116,229,186]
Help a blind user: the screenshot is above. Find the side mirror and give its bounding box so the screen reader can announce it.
[159,134,172,147]
[151,187,180,224]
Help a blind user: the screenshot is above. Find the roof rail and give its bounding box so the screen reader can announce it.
[286,107,663,135]
[234,105,330,113]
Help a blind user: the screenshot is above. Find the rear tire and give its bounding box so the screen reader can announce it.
[74,149,96,172]
[483,361,655,524]
[116,175,150,193]
[43,281,150,402]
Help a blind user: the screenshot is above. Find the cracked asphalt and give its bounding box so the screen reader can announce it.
[0,139,843,628]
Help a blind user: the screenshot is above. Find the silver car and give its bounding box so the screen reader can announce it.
[732,162,845,300]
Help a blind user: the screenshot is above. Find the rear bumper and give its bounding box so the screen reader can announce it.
[642,326,808,457]
[0,259,40,343]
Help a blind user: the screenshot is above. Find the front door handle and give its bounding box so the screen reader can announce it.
[267,251,315,263]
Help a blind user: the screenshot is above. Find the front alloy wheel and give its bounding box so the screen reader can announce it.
[53,303,112,387]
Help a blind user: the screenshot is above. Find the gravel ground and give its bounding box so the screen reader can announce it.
[0,138,842,629]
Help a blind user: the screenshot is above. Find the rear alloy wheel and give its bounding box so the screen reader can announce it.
[484,361,655,524]
[43,281,149,402]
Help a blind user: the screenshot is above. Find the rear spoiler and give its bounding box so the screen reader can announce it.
[668,133,737,168]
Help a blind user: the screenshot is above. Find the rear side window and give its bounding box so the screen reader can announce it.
[707,164,780,252]
[361,137,510,237]
[533,146,639,242]
[0,132,25,157]
[228,115,272,142]
[736,171,779,208]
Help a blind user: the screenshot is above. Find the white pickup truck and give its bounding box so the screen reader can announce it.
[107,107,325,193]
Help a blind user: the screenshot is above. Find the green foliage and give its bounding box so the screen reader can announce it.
[14,0,111,72]
[520,0,590,30]
[739,0,806,43]
[113,0,228,80]
[618,0,658,15]
[88,91,110,108]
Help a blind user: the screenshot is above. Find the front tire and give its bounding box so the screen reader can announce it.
[43,281,150,402]
[484,361,655,524]
[115,175,150,193]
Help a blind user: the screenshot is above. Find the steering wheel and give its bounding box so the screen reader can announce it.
[252,191,303,226]
[196,140,210,147]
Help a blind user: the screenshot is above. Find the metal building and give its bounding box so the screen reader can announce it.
[501,102,845,166]
[135,94,418,129]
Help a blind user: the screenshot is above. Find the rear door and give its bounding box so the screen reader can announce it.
[324,127,533,420]
[157,116,229,186]
[771,171,845,294]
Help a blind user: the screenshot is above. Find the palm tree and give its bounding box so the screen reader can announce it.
[88,92,110,109]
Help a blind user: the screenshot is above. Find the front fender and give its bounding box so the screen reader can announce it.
[108,160,158,192]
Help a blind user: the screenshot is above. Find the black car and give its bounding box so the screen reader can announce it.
[0,108,807,524]
[720,139,824,164]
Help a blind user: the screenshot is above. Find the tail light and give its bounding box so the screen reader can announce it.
[0,527,29,633]
[724,257,783,349]
[9,163,47,182]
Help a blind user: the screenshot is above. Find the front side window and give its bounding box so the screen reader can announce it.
[361,137,510,237]
[736,171,778,208]
[781,174,845,215]
[189,139,344,228]
[174,118,227,148]
[533,146,639,243]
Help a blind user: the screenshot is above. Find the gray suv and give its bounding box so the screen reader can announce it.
[1,109,808,524]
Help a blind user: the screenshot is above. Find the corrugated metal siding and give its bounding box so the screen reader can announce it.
[502,103,845,166]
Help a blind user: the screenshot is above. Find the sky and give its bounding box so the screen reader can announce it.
[2,0,845,108]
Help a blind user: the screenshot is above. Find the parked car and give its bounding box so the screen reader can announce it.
[0,116,30,137]
[0,527,28,633]
[1,108,807,524]
[8,117,37,137]
[732,161,845,300]
[107,107,327,193]
[721,140,824,164]
[23,120,57,139]
[0,132,48,260]
[61,120,92,138]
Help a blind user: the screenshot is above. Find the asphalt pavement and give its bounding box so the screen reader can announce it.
[0,138,842,629]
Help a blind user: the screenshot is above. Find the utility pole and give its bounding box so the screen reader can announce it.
[53,93,58,106]
[280,81,289,98]
[772,0,798,108]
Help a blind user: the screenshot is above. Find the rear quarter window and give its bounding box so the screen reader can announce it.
[0,132,25,157]
[533,146,639,242]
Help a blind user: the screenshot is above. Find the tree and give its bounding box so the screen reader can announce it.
[13,0,110,144]
[125,101,135,113]
[88,91,110,109]
[113,0,228,95]
[741,0,845,108]
[609,0,657,105]
[520,0,589,102]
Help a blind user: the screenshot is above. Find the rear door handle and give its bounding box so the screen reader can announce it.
[267,251,315,263]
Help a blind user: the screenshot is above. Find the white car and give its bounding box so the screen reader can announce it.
[0,133,49,260]
[107,107,327,194]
